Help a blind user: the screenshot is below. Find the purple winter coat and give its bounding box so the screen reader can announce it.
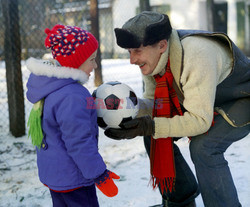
[26,58,106,191]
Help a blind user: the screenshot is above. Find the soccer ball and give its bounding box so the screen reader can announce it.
[92,81,139,129]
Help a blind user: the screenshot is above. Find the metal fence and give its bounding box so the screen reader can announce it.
[0,0,138,136]
[5,0,245,136]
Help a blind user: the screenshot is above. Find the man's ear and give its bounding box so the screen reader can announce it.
[159,39,168,52]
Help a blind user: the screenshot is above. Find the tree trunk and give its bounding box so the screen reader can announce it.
[90,0,103,86]
[2,0,25,137]
[140,0,151,12]
[207,0,215,31]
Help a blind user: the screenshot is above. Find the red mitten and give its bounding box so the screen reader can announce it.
[95,169,120,197]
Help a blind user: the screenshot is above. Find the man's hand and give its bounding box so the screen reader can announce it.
[104,115,155,140]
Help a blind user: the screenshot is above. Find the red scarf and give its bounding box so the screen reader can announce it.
[150,59,183,193]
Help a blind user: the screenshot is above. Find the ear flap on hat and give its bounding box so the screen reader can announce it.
[143,14,172,46]
[114,28,141,48]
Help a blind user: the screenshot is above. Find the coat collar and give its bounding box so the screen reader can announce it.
[169,29,183,91]
[26,57,89,84]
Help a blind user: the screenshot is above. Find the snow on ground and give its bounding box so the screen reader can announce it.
[0,59,249,207]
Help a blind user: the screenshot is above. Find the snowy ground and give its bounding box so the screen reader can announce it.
[0,59,250,207]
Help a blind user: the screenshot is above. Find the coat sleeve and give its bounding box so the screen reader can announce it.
[153,36,232,138]
[55,90,106,180]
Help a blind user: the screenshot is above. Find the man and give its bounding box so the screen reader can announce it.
[104,11,250,207]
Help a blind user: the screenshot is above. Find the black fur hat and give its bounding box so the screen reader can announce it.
[114,11,172,48]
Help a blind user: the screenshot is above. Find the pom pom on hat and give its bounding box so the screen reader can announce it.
[44,24,98,69]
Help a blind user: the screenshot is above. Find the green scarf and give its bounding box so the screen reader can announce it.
[27,99,44,149]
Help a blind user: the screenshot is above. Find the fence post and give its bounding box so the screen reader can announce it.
[140,0,151,11]
[206,0,215,32]
[90,0,103,87]
[2,0,25,137]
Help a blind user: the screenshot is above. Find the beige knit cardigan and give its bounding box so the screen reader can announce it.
[139,29,233,139]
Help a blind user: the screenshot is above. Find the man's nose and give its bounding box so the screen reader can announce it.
[130,53,137,64]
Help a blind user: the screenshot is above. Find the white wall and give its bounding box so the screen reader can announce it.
[112,0,139,55]
[227,0,237,42]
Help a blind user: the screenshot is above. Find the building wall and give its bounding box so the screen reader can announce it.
[111,0,250,57]
[112,0,139,56]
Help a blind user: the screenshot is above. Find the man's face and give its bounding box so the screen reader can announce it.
[128,40,167,75]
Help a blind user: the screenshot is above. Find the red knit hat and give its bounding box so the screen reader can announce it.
[44,24,98,69]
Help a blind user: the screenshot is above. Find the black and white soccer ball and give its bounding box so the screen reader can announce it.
[92,81,139,129]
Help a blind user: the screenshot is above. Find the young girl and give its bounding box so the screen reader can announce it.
[26,24,119,207]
